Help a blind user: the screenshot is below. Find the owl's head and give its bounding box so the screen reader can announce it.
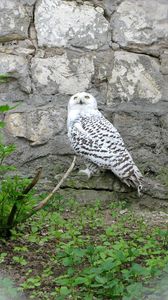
[68,92,97,111]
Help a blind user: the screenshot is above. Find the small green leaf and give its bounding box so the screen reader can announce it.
[73,277,89,286]
[0,105,12,112]
[60,286,70,296]
[0,252,7,263]
[62,257,73,267]
[0,121,5,128]
[125,282,144,299]
[55,277,71,286]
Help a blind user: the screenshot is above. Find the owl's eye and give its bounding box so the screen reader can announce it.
[85,95,90,99]
[74,96,78,100]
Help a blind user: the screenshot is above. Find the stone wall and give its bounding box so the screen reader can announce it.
[1,0,168,207]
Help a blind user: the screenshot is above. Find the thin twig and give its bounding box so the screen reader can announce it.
[23,167,43,195]
[33,156,76,211]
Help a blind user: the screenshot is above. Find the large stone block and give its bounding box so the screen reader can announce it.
[5,106,66,146]
[35,0,110,49]
[111,0,168,56]
[0,53,31,95]
[107,51,165,104]
[0,0,31,42]
[31,51,94,94]
[31,48,114,96]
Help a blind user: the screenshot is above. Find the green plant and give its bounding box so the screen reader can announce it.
[0,252,7,263]
[0,74,12,83]
[0,104,16,173]
[20,276,41,290]
[7,199,166,300]
[0,96,75,238]
[0,88,75,238]
[0,99,41,238]
[0,175,39,237]
[12,255,27,266]
[0,198,167,300]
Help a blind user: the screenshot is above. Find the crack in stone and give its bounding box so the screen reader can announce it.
[60,185,115,192]
[119,46,161,59]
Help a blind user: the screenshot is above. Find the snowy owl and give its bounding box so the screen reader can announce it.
[67,92,143,195]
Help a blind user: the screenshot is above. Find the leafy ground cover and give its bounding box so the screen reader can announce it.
[0,198,168,300]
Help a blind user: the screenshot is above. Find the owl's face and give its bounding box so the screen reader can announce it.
[68,92,97,111]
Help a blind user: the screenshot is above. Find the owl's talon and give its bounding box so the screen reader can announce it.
[79,169,91,178]
[54,174,63,181]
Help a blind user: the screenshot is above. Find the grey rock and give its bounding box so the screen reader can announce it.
[111,0,168,56]
[0,53,31,94]
[35,0,111,49]
[48,166,168,209]
[93,49,114,82]
[0,0,31,42]
[60,188,117,204]
[31,51,94,94]
[31,48,114,96]
[160,113,168,149]
[0,39,35,56]
[160,50,168,75]
[0,85,30,103]
[21,0,36,4]
[107,50,166,104]
[5,105,66,146]
[111,42,120,50]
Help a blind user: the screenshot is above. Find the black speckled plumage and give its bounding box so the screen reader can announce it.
[67,92,143,194]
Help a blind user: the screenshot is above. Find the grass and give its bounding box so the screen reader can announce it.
[0,197,168,300]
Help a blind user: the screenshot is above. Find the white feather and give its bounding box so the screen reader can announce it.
[67,92,143,194]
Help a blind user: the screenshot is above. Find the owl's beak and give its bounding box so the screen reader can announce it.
[79,100,83,105]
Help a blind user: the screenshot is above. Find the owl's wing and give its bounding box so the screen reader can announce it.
[70,114,143,193]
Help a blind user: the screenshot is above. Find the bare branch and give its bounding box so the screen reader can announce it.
[33,156,76,211]
[23,167,43,195]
